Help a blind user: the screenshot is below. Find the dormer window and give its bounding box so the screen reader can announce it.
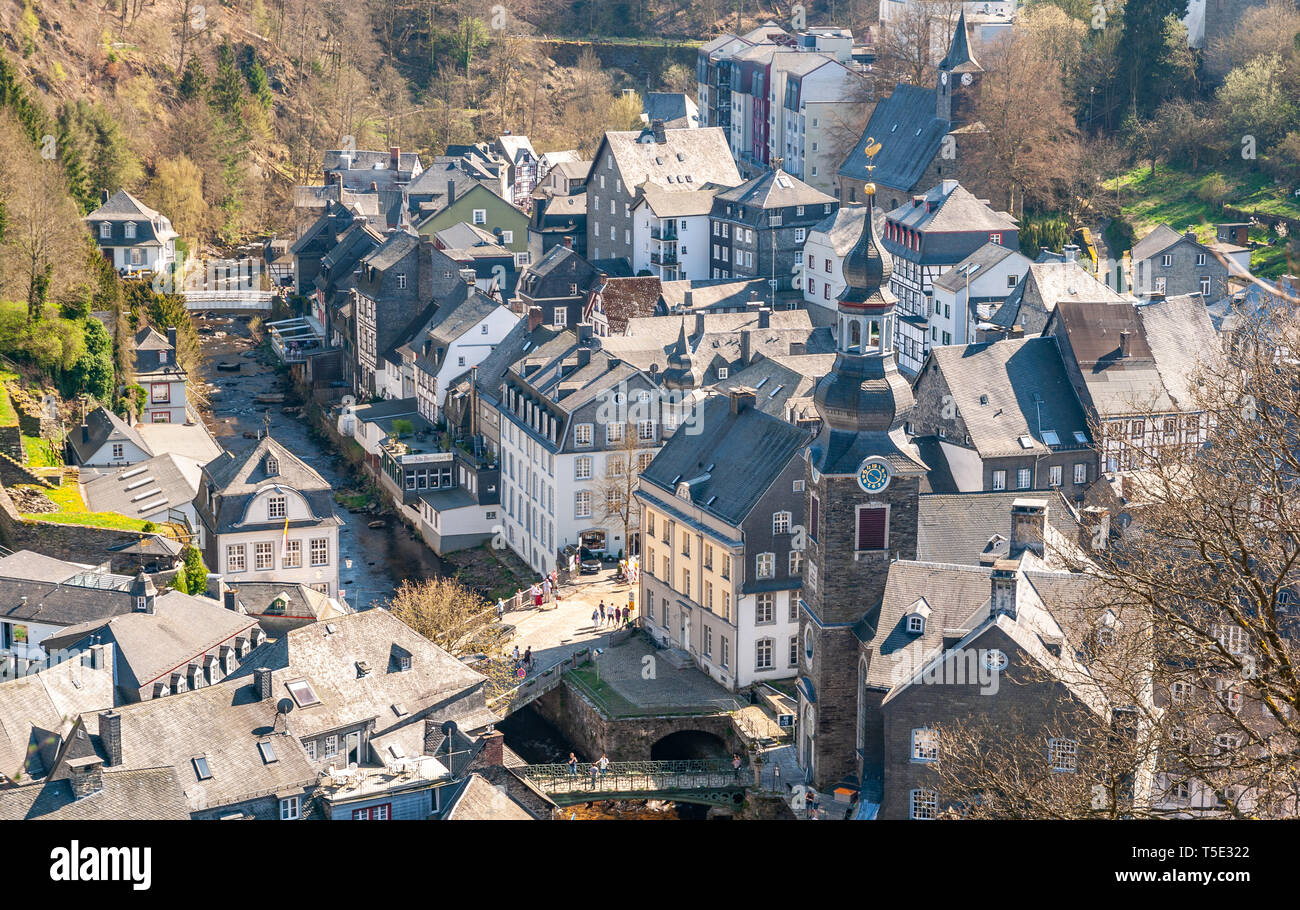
[906,613,925,634]
[265,454,280,475]
[905,598,931,634]
[99,222,111,239]
[124,222,137,239]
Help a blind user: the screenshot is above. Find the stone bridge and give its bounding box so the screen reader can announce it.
[518,759,747,809]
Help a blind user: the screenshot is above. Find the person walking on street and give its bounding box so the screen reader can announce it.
[543,577,552,604]
[513,644,520,664]
[568,753,578,777]
[598,601,606,622]
[598,754,609,779]
[590,608,599,630]
[613,605,621,625]
[496,598,505,621]
[530,583,542,608]
[523,646,532,670]
[588,763,599,789]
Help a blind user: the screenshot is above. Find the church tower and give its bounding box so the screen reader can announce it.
[936,9,982,125]
[795,143,929,791]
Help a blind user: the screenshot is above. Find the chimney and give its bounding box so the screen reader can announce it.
[684,290,694,310]
[740,329,753,365]
[100,189,110,204]
[390,146,401,170]
[480,728,505,767]
[577,323,593,345]
[67,757,105,799]
[651,119,667,143]
[1184,228,1197,243]
[990,559,1020,619]
[166,326,177,350]
[89,643,109,670]
[99,711,123,766]
[369,181,378,193]
[747,290,762,312]
[447,179,456,205]
[82,423,89,444]
[424,716,442,754]
[205,573,225,601]
[253,667,274,701]
[757,306,771,329]
[1118,330,1132,358]
[1063,244,1079,263]
[789,340,806,355]
[563,235,573,249]
[1010,498,1048,557]
[528,305,543,331]
[223,589,238,611]
[577,347,592,368]
[729,387,756,415]
[694,310,705,338]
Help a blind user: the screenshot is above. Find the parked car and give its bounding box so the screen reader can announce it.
[578,547,603,575]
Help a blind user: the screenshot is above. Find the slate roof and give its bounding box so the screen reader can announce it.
[0,575,140,630]
[1130,223,1188,262]
[885,181,1017,234]
[323,149,423,173]
[715,168,836,209]
[76,680,318,814]
[87,188,165,221]
[990,258,1128,334]
[473,321,561,406]
[638,394,810,525]
[446,771,536,819]
[0,766,190,820]
[362,229,421,273]
[809,206,867,256]
[132,326,184,377]
[68,406,151,464]
[1136,294,1220,410]
[0,649,115,783]
[924,336,1092,457]
[228,582,350,623]
[636,184,722,218]
[41,592,259,695]
[81,452,202,519]
[643,92,699,129]
[838,84,947,191]
[225,609,492,744]
[932,242,1023,293]
[508,330,644,416]
[199,435,339,535]
[860,560,994,689]
[658,278,773,312]
[597,127,741,194]
[917,491,1086,567]
[0,551,88,584]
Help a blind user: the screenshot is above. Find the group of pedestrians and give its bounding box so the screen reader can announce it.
[566,752,611,788]
[510,644,533,677]
[590,600,625,630]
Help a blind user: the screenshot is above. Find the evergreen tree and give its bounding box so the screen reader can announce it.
[210,42,246,117]
[178,56,208,101]
[180,545,209,595]
[244,59,273,110]
[1117,0,1191,116]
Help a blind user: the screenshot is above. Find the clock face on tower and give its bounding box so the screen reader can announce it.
[940,71,948,85]
[961,72,973,86]
[857,457,893,494]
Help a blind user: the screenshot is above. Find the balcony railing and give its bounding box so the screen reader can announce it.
[650,250,678,265]
[651,223,678,241]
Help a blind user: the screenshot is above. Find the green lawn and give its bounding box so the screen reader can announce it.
[1118,163,1300,278]
[0,383,17,428]
[21,435,60,468]
[15,482,171,533]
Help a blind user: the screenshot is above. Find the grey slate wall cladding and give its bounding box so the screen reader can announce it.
[1133,236,1232,300]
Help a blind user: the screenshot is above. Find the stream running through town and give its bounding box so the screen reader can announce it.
[192,315,445,610]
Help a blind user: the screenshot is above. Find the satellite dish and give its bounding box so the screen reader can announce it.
[440,720,458,737]
[277,697,295,715]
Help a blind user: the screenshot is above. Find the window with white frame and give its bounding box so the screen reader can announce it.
[606,423,624,444]
[254,542,274,571]
[912,728,939,762]
[789,550,803,575]
[268,496,286,519]
[1048,738,1078,772]
[473,209,487,224]
[756,552,775,579]
[773,511,791,534]
[1074,462,1087,484]
[575,424,593,446]
[283,539,302,569]
[1017,468,1031,489]
[755,637,774,670]
[226,545,246,573]
[575,456,593,480]
[280,796,300,820]
[575,490,592,518]
[638,420,654,441]
[992,470,1006,490]
[910,789,938,819]
[310,538,329,567]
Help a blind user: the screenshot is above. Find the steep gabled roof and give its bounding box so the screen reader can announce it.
[838,84,947,191]
[715,168,836,209]
[86,189,162,221]
[68,406,150,463]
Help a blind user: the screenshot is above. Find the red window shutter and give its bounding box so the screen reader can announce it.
[857,507,887,550]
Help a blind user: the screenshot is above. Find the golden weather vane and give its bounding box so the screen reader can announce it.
[862,137,881,195]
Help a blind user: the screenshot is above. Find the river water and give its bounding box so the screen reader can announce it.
[192,315,445,610]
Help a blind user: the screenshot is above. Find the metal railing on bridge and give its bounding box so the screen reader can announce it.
[519,759,747,801]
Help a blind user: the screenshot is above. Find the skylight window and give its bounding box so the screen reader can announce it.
[193,756,212,780]
[286,679,321,708]
[1041,430,1061,446]
[1073,431,1088,444]
[1018,435,1034,449]
[258,740,277,764]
